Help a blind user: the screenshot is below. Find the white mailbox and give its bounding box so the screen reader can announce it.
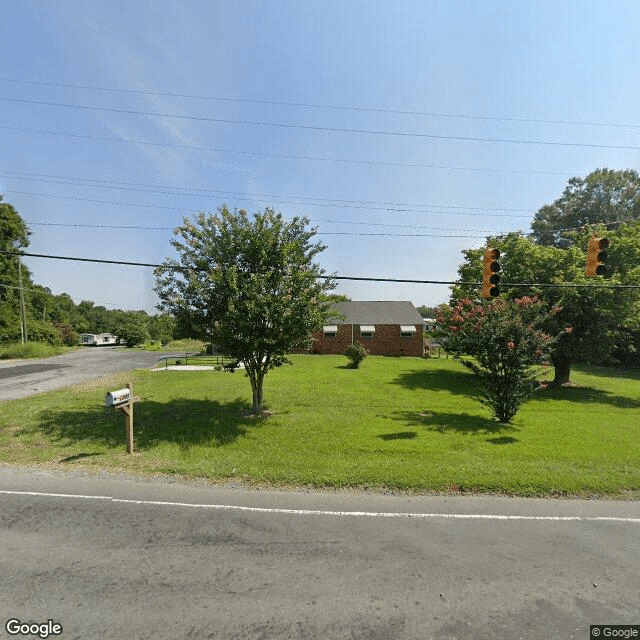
[105,388,131,407]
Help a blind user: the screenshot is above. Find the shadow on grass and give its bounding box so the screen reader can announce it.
[571,364,640,381]
[394,366,640,409]
[21,397,258,451]
[391,367,476,396]
[533,383,640,409]
[487,436,518,445]
[59,452,103,463]
[377,431,418,441]
[394,410,518,439]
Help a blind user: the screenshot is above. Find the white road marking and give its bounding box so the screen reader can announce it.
[1,489,639,523]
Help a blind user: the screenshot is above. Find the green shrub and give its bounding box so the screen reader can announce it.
[143,340,164,351]
[345,342,369,369]
[53,323,79,347]
[25,320,63,346]
[0,342,67,359]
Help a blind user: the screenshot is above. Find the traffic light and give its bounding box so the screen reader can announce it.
[585,235,609,276]
[482,248,500,299]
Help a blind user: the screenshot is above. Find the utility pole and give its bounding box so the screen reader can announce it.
[17,256,28,343]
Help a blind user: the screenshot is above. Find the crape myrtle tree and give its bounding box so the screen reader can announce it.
[451,226,640,384]
[433,297,553,423]
[154,206,338,414]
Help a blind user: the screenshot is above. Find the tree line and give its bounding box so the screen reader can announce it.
[0,198,176,347]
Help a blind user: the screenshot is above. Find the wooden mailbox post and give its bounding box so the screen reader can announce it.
[105,383,141,453]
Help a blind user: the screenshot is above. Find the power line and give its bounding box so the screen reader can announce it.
[4,189,535,219]
[0,169,535,214]
[0,125,577,176]
[23,221,485,239]
[7,187,636,237]
[3,95,640,150]
[0,281,149,309]
[7,172,637,233]
[24,218,640,238]
[4,251,640,289]
[25,221,502,237]
[2,76,638,130]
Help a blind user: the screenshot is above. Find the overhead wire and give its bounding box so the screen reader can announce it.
[2,76,639,130]
[4,178,637,236]
[23,220,508,236]
[3,251,640,289]
[22,221,487,238]
[4,189,535,220]
[23,217,639,239]
[0,169,535,214]
[2,83,636,251]
[0,280,142,310]
[0,125,578,176]
[2,95,640,150]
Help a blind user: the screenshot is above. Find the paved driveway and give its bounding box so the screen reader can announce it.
[0,348,175,401]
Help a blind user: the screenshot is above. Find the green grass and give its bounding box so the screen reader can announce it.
[155,354,234,368]
[0,342,71,360]
[120,339,205,352]
[0,355,638,497]
[161,339,205,351]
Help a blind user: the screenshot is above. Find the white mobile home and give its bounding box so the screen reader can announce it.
[79,333,119,346]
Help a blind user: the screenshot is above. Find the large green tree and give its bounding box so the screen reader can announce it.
[452,224,640,384]
[531,168,640,248]
[0,199,32,343]
[112,310,150,347]
[148,313,176,344]
[154,206,338,414]
[417,305,438,319]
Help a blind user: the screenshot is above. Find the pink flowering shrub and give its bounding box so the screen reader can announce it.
[433,297,554,423]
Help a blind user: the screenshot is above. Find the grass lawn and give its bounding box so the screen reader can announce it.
[0,354,638,497]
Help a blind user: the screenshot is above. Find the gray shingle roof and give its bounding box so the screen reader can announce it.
[329,301,423,325]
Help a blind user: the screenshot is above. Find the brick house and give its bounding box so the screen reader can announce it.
[311,301,424,357]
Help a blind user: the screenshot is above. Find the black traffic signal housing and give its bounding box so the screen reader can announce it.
[482,248,500,299]
[585,235,609,276]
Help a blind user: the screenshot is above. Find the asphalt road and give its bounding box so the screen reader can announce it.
[1,466,639,640]
[0,348,175,401]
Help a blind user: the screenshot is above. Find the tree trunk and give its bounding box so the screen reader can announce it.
[552,354,572,385]
[252,378,263,414]
[249,367,264,414]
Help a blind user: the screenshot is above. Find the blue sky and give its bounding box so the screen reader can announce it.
[2,1,639,313]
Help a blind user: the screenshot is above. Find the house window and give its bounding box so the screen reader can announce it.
[360,325,375,338]
[323,325,337,338]
[400,325,417,338]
